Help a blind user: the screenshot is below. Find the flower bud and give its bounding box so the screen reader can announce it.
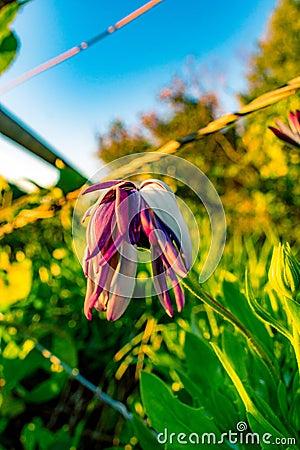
[268,243,300,300]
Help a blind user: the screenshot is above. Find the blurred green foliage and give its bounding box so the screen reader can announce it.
[0,1,22,74]
[0,0,300,448]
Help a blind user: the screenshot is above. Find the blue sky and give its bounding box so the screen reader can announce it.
[0,0,277,187]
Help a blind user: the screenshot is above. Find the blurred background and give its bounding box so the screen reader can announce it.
[0,0,299,448]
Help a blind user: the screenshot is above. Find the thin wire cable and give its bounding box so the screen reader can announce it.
[0,0,163,95]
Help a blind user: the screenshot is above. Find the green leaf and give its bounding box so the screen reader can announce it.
[277,381,288,419]
[53,333,78,367]
[211,342,253,412]
[222,280,272,348]
[177,369,240,432]
[21,417,73,450]
[221,326,276,401]
[140,371,229,449]
[0,32,18,74]
[246,413,297,450]
[0,1,19,37]
[0,1,19,74]
[56,167,86,194]
[184,332,221,392]
[132,415,162,450]
[0,393,25,417]
[23,375,65,403]
[211,343,290,442]
[221,326,248,380]
[249,388,289,436]
[288,388,300,432]
[245,271,292,341]
[2,348,45,393]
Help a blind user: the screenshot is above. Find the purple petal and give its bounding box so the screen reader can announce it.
[140,179,173,193]
[82,180,126,195]
[140,208,157,245]
[86,201,116,259]
[153,217,188,278]
[106,243,137,321]
[82,204,95,223]
[84,252,120,319]
[140,206,188,277]
[94,291,108,311]
[269,126,300,148]
[154,214,190,274]
[84,264,108,319]
[160,254,185,312]
[274,119,300,143]
[92,233,123,266]
[115,188,140,241]
[94,253,119,312]
[172,282,185,312]
[140,183,192,270]
[288,111,300,135]
[152,248,174,317]
[129,212,141,245]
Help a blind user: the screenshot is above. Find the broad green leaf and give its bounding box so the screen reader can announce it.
[277,381,288,419]
[211,343,291,443]
[0,1,19,38]
[184,332,222,392]
[23,375,65,403]
[249,388,290,436]
[21,417,73,450]
[182,331,245,429]
[221,326,276,401]
[53,333,78,367]
[0,1,20,74]
[211,342,252,412]
[221,326,248,381]
[140,371,230,449]
[222,280,272,348]
[288,389,300,432]
[247,413,297,450]
[56,167,86,195]
[2,348,45,393]
[132,415,162,450]
[245,271,292,341]
[0,393,25,417]
[0,31,18,74]
[177,369,240,431]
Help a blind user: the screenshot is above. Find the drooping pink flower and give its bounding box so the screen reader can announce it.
[269,110,300,149]
[81,179,192,321]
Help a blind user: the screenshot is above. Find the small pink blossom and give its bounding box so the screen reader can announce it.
[269,110,300,149]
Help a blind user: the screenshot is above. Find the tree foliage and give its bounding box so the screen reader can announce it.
[240,0,300,178]
[0,1,21,74]
[242,0,300,100]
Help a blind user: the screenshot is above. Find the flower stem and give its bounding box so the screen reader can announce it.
[292,322,300,376]
[283,299,300,375]
[181,278,278,382]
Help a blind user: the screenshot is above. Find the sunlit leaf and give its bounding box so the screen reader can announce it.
[140,371,228,449]
[0,258,32,310]
[132,415,162,450]
[0,1,19,74]
[0,1,19,38]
